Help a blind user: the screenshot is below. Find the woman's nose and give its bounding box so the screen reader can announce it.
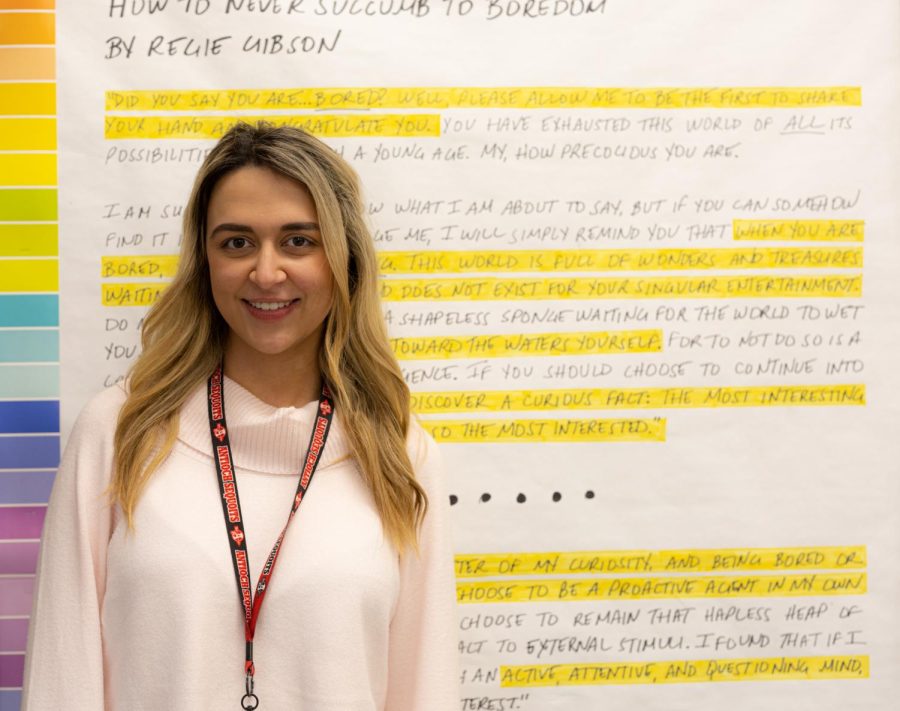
[249,244,287,288]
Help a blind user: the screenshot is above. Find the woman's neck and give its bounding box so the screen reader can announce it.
[222,340,322,409]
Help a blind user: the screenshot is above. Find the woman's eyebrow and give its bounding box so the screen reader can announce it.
[281,221,321,232]
[208,222,321,237]
[208,222,254,237]
[208,221,321,238]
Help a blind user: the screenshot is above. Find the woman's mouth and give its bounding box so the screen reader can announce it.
[243,299,299,319]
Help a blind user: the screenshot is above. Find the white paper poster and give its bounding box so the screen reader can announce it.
[46,1,900,708]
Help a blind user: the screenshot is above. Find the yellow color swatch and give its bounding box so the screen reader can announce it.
[454,546,867,578]
[0,83,55,115]
[423,417,665,443]
[0,153,56,186]
[0,118,55,150]
[378,247,862,273]
[392,330,662,359]
[0,259,57,291]
[107,86,862,112]
[734,220,864,242]
[500,655,868,687]
[456,572,866,603]
[104,114,439,140]
[0,224,57,257]
[411,385,866,413]
[380,275,862,300]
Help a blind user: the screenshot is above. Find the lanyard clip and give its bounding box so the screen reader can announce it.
[241,671,259,710]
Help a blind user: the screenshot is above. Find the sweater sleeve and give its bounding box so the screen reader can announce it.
[20,386,124,710]
[384,425,460,711]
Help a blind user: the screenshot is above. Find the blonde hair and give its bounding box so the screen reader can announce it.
[111,122,425,549]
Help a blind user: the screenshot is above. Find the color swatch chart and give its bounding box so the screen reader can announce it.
[0,2,57,709]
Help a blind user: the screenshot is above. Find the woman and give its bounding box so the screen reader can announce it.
[22,123,459,710]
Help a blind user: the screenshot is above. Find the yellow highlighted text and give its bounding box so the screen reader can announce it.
[734,220,864,242]
[104,248,862,281]
[380,275,862,300]
[456,572,866,603]
[412,385,865,413]
[102,283,166,307]
[107,86,862,112]
[424,418,665,443]
[454,546,867,578]
[393,330,661,359]
[500,655,868,687]
[379,248,862,273]
[104,114,439,139]
[102,255,178,279]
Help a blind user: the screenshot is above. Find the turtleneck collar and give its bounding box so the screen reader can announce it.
[177,375,351,475]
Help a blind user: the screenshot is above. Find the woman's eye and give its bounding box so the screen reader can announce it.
[223,236,249,249]
[286,235,312,248]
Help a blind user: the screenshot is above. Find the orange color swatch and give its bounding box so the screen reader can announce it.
[0,12,55,44]
[0,1,54,8]
[0,48,54,80]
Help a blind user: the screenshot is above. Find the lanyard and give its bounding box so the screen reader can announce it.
[207,365,335,710]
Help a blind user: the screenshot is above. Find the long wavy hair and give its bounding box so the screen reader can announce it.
[111,122,425,549]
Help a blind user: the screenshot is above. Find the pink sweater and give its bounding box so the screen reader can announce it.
[22,377,459,710]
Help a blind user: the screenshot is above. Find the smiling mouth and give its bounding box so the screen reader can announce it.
[242,299,300,318]
[245,299,297,311]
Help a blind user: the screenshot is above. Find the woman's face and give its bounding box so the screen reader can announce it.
[205,165,334,367]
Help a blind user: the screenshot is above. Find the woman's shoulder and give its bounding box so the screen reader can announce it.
[68,382,128,441]
[51,384,128,507]
[78,381,128,421]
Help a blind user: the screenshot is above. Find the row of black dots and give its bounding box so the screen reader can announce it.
[449,491,596,505]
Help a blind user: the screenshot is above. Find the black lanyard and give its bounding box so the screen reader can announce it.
[207,365,335,709]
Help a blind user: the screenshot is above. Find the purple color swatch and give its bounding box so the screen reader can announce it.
[0,578,34,615]
[0,619,28,652]
[0,655,24,689]
[0,541,39,574]
[0,470,55,505]
[0,506,46,539]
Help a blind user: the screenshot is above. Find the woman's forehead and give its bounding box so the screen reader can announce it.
[206,166,317,230]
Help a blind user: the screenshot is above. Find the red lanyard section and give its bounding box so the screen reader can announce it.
[207,366,335,709]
